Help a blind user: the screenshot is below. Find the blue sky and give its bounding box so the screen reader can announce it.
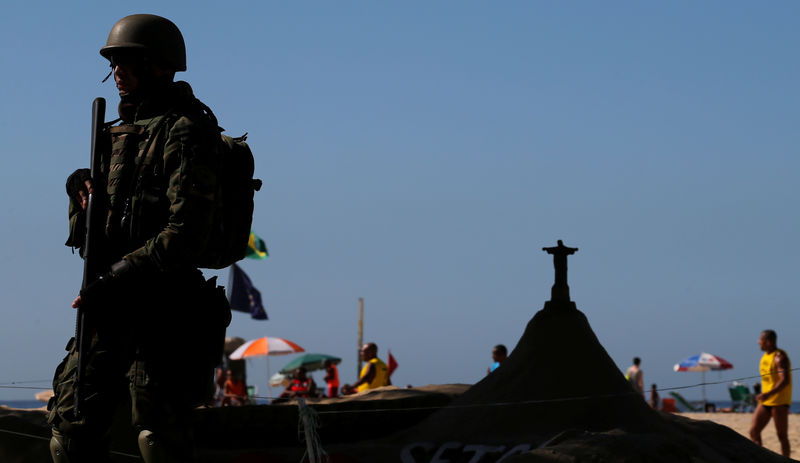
[0,1,798,403]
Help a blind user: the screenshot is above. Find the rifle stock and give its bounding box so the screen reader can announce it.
[74,97,106,418]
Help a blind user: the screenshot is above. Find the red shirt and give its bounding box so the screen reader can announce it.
[225,378,247,398]
[290,378,313,397]
[325,364,340,388]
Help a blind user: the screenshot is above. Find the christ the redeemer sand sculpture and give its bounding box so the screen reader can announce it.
[542,239,578,303]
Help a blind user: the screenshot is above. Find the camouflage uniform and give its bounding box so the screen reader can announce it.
[48,80,229,460]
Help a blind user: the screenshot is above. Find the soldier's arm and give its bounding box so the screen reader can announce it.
[124,115,217,272]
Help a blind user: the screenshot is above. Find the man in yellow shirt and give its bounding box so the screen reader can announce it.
[749,329,792,457]
[342,343,390,394]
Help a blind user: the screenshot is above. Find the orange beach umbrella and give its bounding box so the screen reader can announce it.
[229,337,305,359]
[229,337,305,400]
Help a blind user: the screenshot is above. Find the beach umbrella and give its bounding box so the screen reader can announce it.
[229,337,305,359]
[229,337,305,399]
[279,353,342,375]
[673,352,733,402]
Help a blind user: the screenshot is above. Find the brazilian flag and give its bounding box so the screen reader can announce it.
[245,231,268,260]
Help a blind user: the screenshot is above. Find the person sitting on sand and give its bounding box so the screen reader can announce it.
[341,343,390,395]
[487,344,508,374]
[750,329,792,458]
[280,367,317,399]
[223,370,249,406]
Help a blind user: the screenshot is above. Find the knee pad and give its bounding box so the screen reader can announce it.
[138,428,195,463]
[49,430,71,463]
[50,429,112,463]
[138,429,170,463]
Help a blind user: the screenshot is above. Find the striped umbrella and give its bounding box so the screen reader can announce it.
[673,352,733,372]
[674,352,733,402]
[229,337,305,359]
[229,337,305,399]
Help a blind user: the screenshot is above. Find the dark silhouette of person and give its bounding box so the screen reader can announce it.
[649,383,659,409]
[487,344,508,374]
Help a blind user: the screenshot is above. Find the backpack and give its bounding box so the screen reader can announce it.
[191,100,262,269]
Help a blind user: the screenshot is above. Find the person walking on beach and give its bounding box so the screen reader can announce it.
[47,14,232,462]
[750,329,792,457]
[625,357,644,396]
[342,342,391,394]
[487,344,508,374]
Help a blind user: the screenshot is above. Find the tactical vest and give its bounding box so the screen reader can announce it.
[96,88,258,270]
[104,115,173,261]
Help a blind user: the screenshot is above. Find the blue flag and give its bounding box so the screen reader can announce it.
[228,264,268,320]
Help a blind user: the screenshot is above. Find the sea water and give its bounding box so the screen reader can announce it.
[0,400,46,409]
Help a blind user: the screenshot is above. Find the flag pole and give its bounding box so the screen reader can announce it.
[702,370,706,404]
[357,298,364,378]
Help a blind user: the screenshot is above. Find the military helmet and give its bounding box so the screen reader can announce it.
[100,14,186,72]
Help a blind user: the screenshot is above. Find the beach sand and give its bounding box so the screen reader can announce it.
[683,412,799,458]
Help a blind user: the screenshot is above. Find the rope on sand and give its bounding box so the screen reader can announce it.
[297,398,328,463]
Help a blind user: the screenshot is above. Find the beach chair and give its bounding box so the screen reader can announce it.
[669,391,702,412]
[728,382,756,412]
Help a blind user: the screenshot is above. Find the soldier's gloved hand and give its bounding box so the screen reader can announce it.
[77,260,133,309]
[65,168,93,211]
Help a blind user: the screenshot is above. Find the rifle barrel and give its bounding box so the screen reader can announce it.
[74,97,106,419]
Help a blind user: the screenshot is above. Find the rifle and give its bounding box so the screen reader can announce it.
[74,97,106,418]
